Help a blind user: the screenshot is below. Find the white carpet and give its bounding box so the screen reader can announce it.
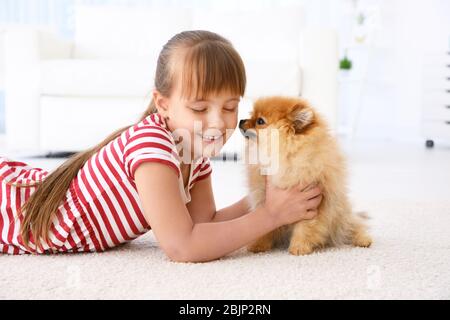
[1,199,449,300]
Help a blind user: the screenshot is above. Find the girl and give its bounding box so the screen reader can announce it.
[0,30,322,262]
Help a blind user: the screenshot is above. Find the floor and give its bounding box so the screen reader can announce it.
[1,136,450,299]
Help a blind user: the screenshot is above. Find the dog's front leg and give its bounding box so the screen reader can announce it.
[288,220,327,255]
[247,231,276,253]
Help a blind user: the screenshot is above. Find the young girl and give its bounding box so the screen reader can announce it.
[0,30,322,262]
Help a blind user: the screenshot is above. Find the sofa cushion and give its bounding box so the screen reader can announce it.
[40,96,148,151]
[40,59,155,97]
[39,59,302,98]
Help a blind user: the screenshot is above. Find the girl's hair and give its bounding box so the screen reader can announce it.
[7,30,246,251]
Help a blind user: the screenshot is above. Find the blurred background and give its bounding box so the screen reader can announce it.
[1,0,449,149]
[1,0,450,206]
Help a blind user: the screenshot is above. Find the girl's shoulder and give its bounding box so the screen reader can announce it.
[126,112,176,146]
[122,113,180,180]
[132,112,171,134]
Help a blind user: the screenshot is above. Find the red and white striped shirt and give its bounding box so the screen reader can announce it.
[0,113,212,254]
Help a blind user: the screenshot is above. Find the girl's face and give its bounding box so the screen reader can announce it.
[153,85,240,162]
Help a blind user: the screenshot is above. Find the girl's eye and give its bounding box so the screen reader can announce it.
[224,107,238,112]
[191,108,207,113]
[256,117,265,125]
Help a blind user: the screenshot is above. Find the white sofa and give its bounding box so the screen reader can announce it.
[4,5,338,157]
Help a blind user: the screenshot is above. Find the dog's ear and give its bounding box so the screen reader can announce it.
[289,104,314,134]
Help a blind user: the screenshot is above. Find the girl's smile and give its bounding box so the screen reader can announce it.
[198,133,224,144]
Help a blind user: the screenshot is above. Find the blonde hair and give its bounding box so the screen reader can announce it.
[7,30,246,251]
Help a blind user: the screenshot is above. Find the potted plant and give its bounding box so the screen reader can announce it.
[339,49,353,72]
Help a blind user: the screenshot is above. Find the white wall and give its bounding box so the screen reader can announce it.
[392,0,450,143]
[335,0,450,143]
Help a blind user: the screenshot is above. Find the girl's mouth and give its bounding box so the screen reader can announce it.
[198,134,224,144]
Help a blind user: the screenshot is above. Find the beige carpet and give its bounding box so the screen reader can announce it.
[1,199,449,300]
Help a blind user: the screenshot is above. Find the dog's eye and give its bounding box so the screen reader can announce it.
[256,118,265,125]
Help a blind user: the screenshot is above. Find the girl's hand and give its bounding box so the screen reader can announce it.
[263,176,323,227]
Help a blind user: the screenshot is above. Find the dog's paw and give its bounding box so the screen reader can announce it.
[247,242,272,253]
[353,233,373,248]
[288,243,314,256]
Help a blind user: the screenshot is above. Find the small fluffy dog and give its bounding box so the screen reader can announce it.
[239,96,372,255]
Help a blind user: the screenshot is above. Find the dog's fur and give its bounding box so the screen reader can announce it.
[239,96,372,255]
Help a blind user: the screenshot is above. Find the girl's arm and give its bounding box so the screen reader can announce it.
[135,162,321,263]
[186,175,251,223]
[211,195,251,222]
[135,162,273,262]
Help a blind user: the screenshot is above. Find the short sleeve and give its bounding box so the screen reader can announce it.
[191,157,212,184]
[123,125,181,180]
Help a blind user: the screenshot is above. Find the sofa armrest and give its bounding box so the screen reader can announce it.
[4,27,73,153]
[299,28,338,132]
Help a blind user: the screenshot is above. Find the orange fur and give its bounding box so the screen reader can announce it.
[240,96,372,255]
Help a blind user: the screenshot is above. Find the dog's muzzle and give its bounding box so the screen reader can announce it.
[239,119,256,139]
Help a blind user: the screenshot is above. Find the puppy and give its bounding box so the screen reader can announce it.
[239,96,372,255]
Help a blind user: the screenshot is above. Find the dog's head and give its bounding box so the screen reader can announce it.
[239,96,317,140]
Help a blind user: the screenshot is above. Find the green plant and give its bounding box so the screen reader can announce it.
[339,54,353,70]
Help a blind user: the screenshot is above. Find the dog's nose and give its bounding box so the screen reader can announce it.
[239,119,247,136]
[239,119,247,130]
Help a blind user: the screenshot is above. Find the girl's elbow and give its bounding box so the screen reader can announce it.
[166,249,192,263]
[165,245,214,263]
[164,243,195,263]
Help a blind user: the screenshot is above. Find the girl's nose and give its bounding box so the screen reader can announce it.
[207,112,226,130]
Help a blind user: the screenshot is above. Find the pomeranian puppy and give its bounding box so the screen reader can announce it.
[239,96,372,255]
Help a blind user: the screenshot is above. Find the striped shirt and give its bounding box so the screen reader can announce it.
[0,113,212,254]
